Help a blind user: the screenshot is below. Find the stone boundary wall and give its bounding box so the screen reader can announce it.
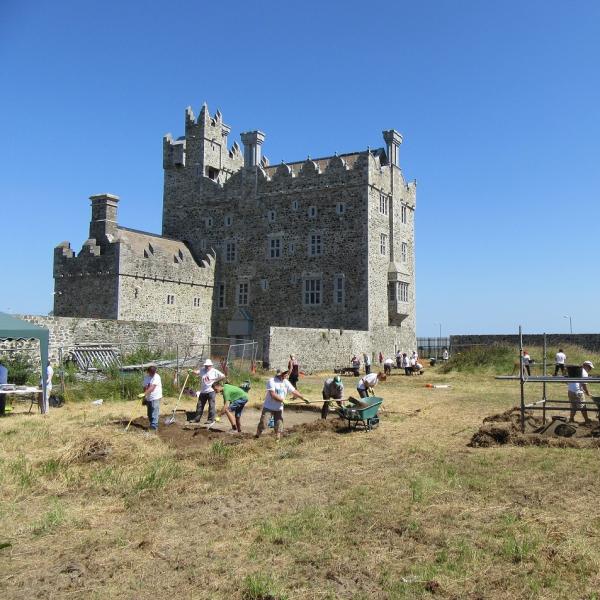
[0,315,205,361]
[450,334,600,353]
[267,326,371,373]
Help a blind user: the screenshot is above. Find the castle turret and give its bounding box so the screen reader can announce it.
[383,130,402,167]
[89,193,119,241]
[241,131,266,168]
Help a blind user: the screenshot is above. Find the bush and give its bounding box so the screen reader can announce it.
[0,353,37,385]
[438,345,516,374]
[121,346,175,366]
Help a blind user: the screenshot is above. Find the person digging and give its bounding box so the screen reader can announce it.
[356,372,386,399]
[568,360,595,425]
[213,381,248,433]
[255,369,308,441]
[321,374,346,419]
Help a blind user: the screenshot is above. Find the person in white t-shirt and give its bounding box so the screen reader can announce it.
[142,365,163,431]
[255,369,307,441]
[567,360,594,425]
[522,350,532,376]
[356,372,386,398]
[554,349,567,376]
[192,359,225,424]
[383,357,394,376]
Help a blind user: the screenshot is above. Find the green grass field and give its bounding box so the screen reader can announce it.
[1,348,600,599]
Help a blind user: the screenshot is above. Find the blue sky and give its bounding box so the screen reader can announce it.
[1,0,599,336]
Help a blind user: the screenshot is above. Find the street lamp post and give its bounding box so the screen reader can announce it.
[563,315,572,334]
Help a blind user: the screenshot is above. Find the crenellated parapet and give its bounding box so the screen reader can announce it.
[163,103,244,182]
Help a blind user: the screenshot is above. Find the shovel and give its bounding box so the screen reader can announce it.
[165,372,190,425]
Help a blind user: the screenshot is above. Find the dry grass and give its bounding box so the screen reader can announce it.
[1,367,600,599]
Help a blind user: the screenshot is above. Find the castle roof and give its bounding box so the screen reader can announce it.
[115,226,204,265]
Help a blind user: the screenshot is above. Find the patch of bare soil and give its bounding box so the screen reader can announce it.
[469,407,600,448]
[112,407,333,450]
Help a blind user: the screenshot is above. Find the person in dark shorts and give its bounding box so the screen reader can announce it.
[213,381,248,433]
[321,375,345,419]
[287,354,300,389]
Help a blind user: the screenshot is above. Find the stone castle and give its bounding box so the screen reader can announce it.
[53,104,417,367]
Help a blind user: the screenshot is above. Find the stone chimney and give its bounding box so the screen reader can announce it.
[240,131,266,168]
[383,130,402,167]
[89,193,119,241]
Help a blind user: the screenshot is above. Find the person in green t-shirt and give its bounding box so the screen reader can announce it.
[213,382,248,433]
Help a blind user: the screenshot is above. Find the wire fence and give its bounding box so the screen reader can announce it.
[0,336,259,400]
[417,337,450,359]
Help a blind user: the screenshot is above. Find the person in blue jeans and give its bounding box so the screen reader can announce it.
[142,365,162,431]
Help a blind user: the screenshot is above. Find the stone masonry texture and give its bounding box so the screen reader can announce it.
[0,315,206,363]
[52,103,418,369]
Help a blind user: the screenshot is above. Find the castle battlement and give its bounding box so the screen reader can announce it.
[55,102,417,366]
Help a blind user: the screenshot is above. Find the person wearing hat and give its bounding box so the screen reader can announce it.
[321,374,345,419]
[191,358,225,425]
[255,369,308,441]
[568,360,594,425]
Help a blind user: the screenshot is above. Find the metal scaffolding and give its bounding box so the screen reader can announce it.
[495,326,600,432]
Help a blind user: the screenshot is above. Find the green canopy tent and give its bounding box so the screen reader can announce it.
[0,313,50,414]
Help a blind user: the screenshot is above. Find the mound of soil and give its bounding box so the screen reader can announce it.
[61,436,113,464]
[470,407,600,448]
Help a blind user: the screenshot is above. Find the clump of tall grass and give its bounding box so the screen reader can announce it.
[439,345,516,374]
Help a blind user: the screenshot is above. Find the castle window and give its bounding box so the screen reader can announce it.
[399,282,409,302]
[308,206,317,219]
[200,239,207,251]
[303,277,322,306]
[260,279,269,291]
[193,297,202,307]
[237,282,249,306]
[267,210,276,222]
[309,233,322,256]
[292,200,299,210]
[288,242,295,255]
[205,217,213,228]
[334,274,345,306]
[269,237,282,259]
[218,283,226,309]
[166,294,176,305]
[380,233,387,256]
[225,215,233,227]
[225,241,236,263]
[401,205,407,224]
[207,167,220,181]
[336,202,346,215]
[134,287,140,299]
[379,193,389,215]
[401,242,408,263]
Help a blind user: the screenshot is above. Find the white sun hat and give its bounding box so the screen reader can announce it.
[203,359,213,367]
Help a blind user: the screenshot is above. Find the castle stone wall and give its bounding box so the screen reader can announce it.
[450,334,600,353]
[267,326,371,373]
[2,315,206,362]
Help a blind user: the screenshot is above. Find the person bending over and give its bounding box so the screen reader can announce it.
[213,381,248,433]
[356,372,386,398]
[321,375,345,419]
